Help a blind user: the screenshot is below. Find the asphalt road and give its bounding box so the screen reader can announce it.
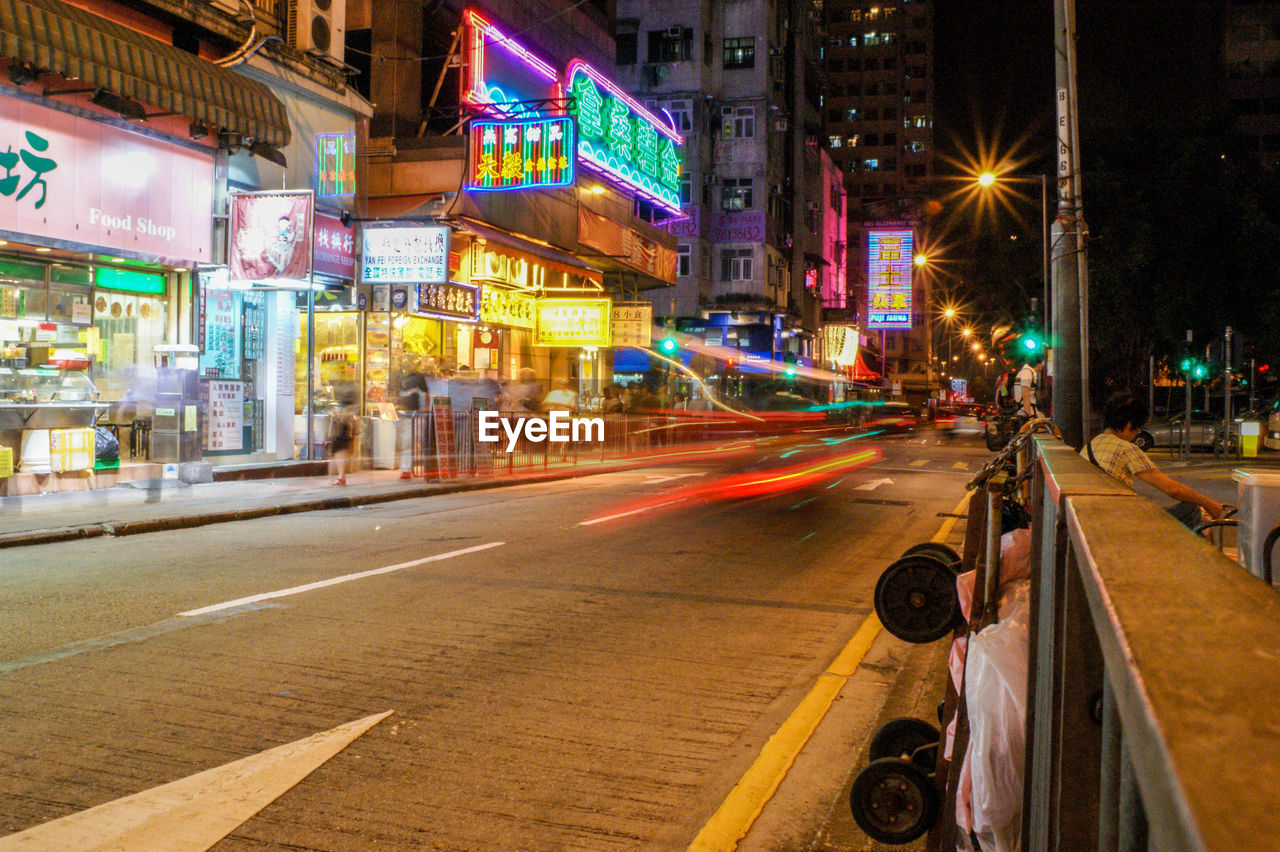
[0,427,988,851]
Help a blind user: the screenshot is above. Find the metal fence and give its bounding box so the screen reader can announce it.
[1019,435,1280,850]
[404,411,711,480]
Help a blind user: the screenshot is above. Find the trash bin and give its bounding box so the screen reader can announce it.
[1232,469,1280,585]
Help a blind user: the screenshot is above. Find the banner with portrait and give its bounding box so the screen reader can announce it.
[228,191,315,282]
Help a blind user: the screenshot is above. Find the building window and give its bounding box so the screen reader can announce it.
[904,141,926,154]
[864,32,880,47]
[705,30,714,66]
[828,135,843,148]
[721,248,753,281]
[678,244,691,277]
[847,108,861,121]
[846,134,860,147]
[663,99,693,131]
[722,105,755,138]
[865,133,879,146]
[648,28,692,62]
[863,159,880,171]
[616,32,637,65]
[679,172,692,204]
[721,177,754,210]
[724,37,756,69]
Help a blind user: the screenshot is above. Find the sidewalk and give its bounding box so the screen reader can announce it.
[0,457,650,550]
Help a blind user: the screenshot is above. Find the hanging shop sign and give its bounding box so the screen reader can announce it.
[611,303,653,348]
[565,59,683,214]
[415,281,480,322]
[362,226,450,284]
[315,134,356,197]
[228,191,315,283]
[313,212,355,278]
[534,298,612,347]
[480,285,536,328]
[467,117,575,192]
[461,8,563,117]
[866,228,913,330]
[0,96,213,264]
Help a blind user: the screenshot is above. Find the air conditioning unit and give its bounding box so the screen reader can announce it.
[287,0,346,62]
[667,25,683,37]
[775,119,789,132]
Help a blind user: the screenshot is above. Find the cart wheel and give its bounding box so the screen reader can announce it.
[874,555,961,643]
[869,718,941,764]
[900,542,961,572]
[849,757,940,844]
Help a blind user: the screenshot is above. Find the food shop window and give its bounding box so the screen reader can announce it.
[0,257,47,320]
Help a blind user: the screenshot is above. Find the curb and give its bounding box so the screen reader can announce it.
[0,461,645,550]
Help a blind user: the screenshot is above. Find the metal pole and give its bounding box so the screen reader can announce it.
[1184,330,1193,461]
[1225,326,1233,454]
[305,286,315,460]
[1052,0,1088,447]
[1042,173,1050,332]
[1251,358,1257,410]
[1148,355,1155,423]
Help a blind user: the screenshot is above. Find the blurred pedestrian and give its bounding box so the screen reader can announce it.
[329,389,359,486]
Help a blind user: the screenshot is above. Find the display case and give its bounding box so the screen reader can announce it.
[0,367,107,429]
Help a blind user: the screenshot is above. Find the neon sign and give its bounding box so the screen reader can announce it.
[867,229,913,330]
[566,59,683,214]
[461,9,563,117]
[467,117,575,192]
[315,133,355,196]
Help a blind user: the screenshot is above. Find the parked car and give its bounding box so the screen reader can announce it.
[1135,410,1230,452]
[1265,400,1280,451]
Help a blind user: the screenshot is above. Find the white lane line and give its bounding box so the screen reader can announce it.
[178,542,505,617]
[577,499,686,527]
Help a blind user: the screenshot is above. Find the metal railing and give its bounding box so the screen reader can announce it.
[405,411,707,479]
[1021,434,1280,850]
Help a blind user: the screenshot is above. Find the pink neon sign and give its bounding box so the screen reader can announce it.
[461,9,563,116]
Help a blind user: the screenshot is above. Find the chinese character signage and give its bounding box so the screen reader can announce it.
[611,303,653,348]
[205,380,244,451]
[566,60,683,214]
[415,281,480,322]
[316,134,356,196]
[867,229,913,330]
[461,9,563,116]
[313,213,355,278]
[468,117,575,192]
[534,298,612,347]
[0,97,213,263]
[228,191,314,282]
[480,286,536,328]
[362,226,450,284]
[199,285,241,379]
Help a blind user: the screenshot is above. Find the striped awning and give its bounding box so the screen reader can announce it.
[0,0,290,147]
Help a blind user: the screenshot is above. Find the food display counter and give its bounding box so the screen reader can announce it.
[0,368,107,473]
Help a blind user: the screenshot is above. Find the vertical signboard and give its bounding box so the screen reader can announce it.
[316,134,356,197]
[467,117,575,191]
[866,229,913,330]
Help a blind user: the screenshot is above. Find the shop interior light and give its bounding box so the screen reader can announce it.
[34,247,51,253]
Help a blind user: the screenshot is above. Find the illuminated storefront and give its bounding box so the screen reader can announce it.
[0,96,210,491]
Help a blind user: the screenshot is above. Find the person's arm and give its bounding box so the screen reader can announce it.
[1134,468,1224,519]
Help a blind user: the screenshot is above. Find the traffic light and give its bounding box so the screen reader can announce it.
[783,352,797,377]
[1192,362,1208,380]
[659,337,677,355]
[1018,329,1044,354]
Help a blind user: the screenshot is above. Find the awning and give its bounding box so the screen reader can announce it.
[0,0,290,147]
[850,350,881,382]
[453,216,602,279]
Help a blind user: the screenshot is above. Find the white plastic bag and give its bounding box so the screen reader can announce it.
[963,581,1030,852]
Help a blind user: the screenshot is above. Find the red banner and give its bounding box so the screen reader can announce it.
[228,191,314,282]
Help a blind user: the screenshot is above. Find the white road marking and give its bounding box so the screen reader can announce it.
[952,461,969,470]
[577,499,686,526]
[643,473,708,484]
[0,711,393,851]
[853,477,895,491]
[909,458,929,467]
[178,542,505,617]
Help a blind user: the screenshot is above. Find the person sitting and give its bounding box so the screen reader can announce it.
[1082,391,1223,527]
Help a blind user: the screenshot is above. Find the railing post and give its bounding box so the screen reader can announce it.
[1097,677,1121,852]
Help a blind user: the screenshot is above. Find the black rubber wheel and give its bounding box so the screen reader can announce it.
[1133,430,1154,452]
[874,555,961,644]
[869,718,941,765]
[901,542,961,571]
[849,757,941,844]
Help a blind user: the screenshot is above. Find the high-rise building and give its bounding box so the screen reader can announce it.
[1224,1,1280,166]
[612,0,838,374]
[820,0,936,398]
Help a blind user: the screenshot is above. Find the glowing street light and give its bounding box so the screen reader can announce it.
[914,253,929,267]
[977,171,996,188]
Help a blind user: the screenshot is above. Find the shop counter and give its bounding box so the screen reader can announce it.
[0,400,109,430]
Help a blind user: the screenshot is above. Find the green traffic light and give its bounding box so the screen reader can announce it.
[660,338,677,354]
[784,367,796,377]
[1180,357,1193,372]
[1024,337,1038,351]
[1193,364,1207,379]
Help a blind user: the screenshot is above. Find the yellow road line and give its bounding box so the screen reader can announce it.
[909,458,929,467]
[686,491,972,852]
